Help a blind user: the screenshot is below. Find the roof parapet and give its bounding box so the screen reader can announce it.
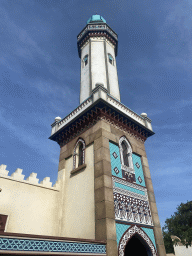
[0,164,60,190]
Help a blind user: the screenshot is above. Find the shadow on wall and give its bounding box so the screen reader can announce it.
[166,236,192,256]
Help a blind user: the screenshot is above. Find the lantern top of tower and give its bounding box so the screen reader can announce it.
[87,15,106,24]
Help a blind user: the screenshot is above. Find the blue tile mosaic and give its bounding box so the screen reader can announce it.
[0,237,106,254]
[141,227,156,249]
[109,142,122,179]
[116,223,130,247]
[114,182,145,195]
[132,154,146,187]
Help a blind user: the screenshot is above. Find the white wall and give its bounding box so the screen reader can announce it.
[80,42,90,103]
[174,245,192,256]
[60,143,95,239]
[105,40,120,101]
[0,177,59,236]
[91,38,107,91]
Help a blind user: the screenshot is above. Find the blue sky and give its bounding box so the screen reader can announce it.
[0,0,191,229]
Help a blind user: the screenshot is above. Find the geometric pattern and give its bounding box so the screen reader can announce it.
[132,153,146,187]
[112,152,118,159]
[114,182,145,196]
[114,192,153,226]
[138,176,142,184]
[109,142,122,179]
[116,223,131,247]
[114,167,119,174]
[0,237,106,254]
[118,225,157,256]
[112,176,147,200]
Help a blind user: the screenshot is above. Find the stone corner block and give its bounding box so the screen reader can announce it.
[94,160,112,178]
[106,239,118,256]
[95,175,113,190]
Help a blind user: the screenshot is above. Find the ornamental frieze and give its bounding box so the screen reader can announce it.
[114,192,153,226]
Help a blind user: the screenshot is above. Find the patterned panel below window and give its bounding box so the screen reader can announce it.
[114,192,153,226]
[114,167,119,174]
[122,170,136,183]
[112,152,118,159]
[135,162,140,169]
[0,238,106,254]
[138,176,143,184]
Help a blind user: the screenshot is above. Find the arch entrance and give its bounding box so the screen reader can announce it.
[124,234,152,256]
[118,225,157,256]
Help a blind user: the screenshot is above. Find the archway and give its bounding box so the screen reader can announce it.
[124,234,152,256]
[118,225,157,256]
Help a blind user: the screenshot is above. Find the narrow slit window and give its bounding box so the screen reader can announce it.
[108,54,113,65]
[122,141,129,167]
[78,143,83,166]
[83,55,88,66]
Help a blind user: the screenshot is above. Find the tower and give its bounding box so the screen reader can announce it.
[78,15,120,103]
[49,15,166,256]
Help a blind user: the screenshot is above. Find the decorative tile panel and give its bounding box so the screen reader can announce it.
[114,182,145,196]
[122,170,135,183]
[141,227,157,249]
[114,192,153,226]
[112,176,147,201]
[132,153,145,187]
[112,152,118,159]
[116,223,130,247]
[138,176,142,184]
[114,167,119,175]
[0,237,106,254]
[135,162,140,169]
[109,142,122,179]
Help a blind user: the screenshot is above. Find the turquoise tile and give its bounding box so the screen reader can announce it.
[116,223,130,247]
[132,154,146,187]
[114,182,145,195]
[109,142,122,179]
[141,227,156,249]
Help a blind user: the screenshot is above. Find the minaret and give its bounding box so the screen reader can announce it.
[50,15,166,256]
[77,15,120,103]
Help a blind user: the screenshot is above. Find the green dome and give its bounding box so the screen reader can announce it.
[87,15,106,24]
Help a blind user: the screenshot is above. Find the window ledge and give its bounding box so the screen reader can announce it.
[71,164,87,175]
[121,165,134,173]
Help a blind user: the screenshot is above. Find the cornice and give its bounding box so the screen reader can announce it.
[77,23,118,57]
[50,86,154,147]
[50,106,152,147]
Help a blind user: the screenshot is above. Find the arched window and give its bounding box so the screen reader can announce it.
[108,53,114,65]
[78,142,83,166]
[73,138,85,169]
[119,136,133,171]
[83,55,88,67]
[122,141,129,167]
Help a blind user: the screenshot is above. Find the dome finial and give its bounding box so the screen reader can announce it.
[87,15,106,24]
